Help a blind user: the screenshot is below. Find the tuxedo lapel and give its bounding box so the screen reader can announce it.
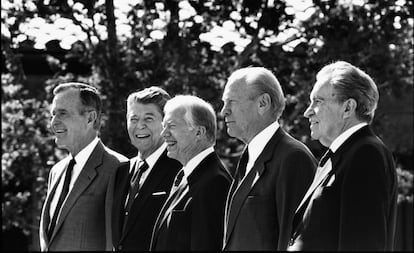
[295,164,330,214]
[50,141,104,240]
[291,126,374,238]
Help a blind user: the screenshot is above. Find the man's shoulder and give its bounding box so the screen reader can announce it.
[102,145,128,163]
[157,151,182,168]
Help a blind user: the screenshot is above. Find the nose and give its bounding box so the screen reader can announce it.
[220,103,230,117]
[303,104,313,119]
[136,119,147,129]
[161,127,169,138]
[50,115,59,127]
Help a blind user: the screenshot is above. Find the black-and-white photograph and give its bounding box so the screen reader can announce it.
[2,0,412,251]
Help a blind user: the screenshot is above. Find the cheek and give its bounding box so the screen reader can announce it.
[150,124,163,136]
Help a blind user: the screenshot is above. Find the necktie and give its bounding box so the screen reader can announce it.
[170,169,185,195]
[318,149,333,167]
[47,158,76,239]
[237,147,249,181]
[124,160,149,212]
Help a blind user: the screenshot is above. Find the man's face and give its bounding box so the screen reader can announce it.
[50,89,92,155]
[127,102,164,158]
[304,80,345,147]
[220,80,260,144]
[161,107,198,165]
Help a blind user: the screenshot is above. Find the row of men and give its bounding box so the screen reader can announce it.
[39,60,398,251]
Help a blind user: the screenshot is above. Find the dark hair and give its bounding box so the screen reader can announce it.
[53,82,102,130]
[127,86,171,116]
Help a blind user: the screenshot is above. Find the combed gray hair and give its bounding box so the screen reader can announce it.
[317,61,379,123]
[53,82,102,130]
[164,95,217,144]
[227,67,286,119]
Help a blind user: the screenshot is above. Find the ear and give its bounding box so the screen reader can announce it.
[87,110,97,126]
[258,93,272,115]
[195,125,206,139]
[342,98,357,118]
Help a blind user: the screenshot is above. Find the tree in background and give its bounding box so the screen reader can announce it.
[2,0,412,250]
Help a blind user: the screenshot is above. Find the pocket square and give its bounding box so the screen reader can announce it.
[152,191,167,196]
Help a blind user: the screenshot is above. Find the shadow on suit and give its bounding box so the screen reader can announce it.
[224,128,317,250]
[108,150,181,251]
[39,140,128,251]
[151,152,232,251]
[290,126,398,250]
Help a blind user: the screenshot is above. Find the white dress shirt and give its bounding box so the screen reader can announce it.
[49,137,100,220]
[130,142,167,188]
[244,120,280,179]
[178,146,215,188]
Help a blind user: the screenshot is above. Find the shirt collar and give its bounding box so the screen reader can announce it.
[72,136,99,170]
[330,122,368,153]
[182,146,215,179]
[131,143,167,173]
[247,120,280,165]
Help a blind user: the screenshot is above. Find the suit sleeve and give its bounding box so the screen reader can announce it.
[191,175,230,250]
[276,147,316,250]
[338,144,394,250]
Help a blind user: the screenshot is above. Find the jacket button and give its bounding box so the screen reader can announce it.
[288,238,295,246]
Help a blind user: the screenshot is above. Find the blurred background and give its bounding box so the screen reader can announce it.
[2,0,412,251]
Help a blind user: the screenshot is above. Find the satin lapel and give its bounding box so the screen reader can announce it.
[121,153,171,239]
[294,126,372,214]
[51,141,104,239]
[294,165,330,214]
[112,161,131,244]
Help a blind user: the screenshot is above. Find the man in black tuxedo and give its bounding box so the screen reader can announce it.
[288,61,398,251]
[221,67,317,250]
[106,87,181,251]
[150,95,232,251]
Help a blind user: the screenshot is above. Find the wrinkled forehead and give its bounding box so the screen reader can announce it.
[310,77,331,98]
[164,106,186,122]
[222,78,249,100]
[51,89,81,108]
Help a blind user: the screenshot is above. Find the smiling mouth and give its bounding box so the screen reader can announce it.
[165,140,177,148]
[54,129,66,134]
[135,134,150,139]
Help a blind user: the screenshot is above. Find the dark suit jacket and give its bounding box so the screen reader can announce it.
[150,152,232,251]
[223,128,317,251]
[39,140,128,251]
[109,150,181,251]
[290,125,398,251]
